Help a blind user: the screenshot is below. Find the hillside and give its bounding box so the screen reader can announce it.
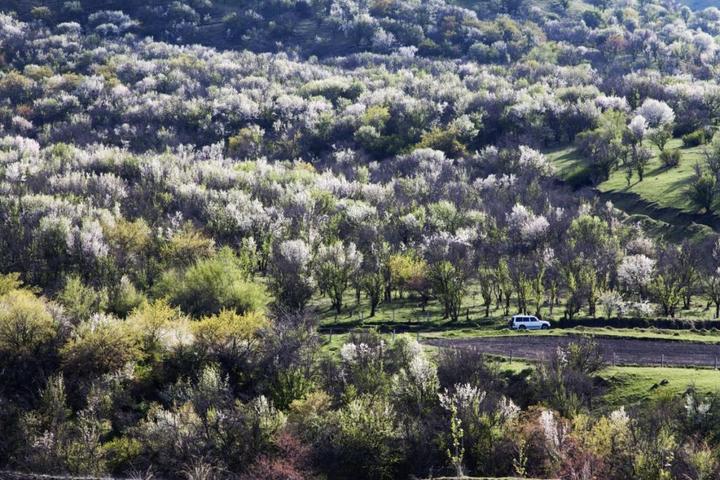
[4,0,720,479]
[547,138,720,241]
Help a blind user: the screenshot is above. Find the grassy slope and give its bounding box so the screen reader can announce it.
[600,139,702,213]
[547,138,704,214]
[546,139,718,241]
[602,366,720,406]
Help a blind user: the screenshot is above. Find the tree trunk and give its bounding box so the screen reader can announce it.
[683,292,692,310]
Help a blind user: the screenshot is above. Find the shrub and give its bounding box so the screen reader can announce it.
[57,275,107,324]
[192,309,267,361]
[682,129,708,147]
[331,396,401,479]
[269,239,315,312]
[0,289,57,358]
[659,148,681,168]
[0,272,22,295]
[0,288,58,397]
[160,223,216,269]
[436,347,502,391]
[107,276,146,317]
[60,317,138,386]
[125,299,186,358]
[156,248,267,317]
[240,432,318,480]
[31,6,53,20]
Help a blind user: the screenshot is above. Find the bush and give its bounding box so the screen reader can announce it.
[60,317,138,386]
[0,288,59,398]
[682,129,708,147]
[192,309,267,360]
[330,396,401,479]
[659,148,681,168]
[436,346,502,391]
[156,248,267,317]
[107,276,146,317]
[0,289,57,358]
[57,275,107,324]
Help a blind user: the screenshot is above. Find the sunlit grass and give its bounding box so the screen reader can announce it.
[601,366,720,407]
[546,138,706,214]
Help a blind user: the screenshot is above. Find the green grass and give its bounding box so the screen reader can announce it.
[601,366,720,407]
[547,138,706,214]
[546,138,719,242]
[601,139,703,212]
[313,282,523,330]
[314,282,720,331]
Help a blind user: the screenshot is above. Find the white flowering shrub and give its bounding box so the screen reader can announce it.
[618,254,656,295]
[599,290,625,318]
[636,99,675,128]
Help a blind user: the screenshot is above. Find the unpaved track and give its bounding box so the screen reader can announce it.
[424,335,720,367]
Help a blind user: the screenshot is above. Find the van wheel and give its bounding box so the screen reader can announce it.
[518,325,526,331]
[541,325,549,330]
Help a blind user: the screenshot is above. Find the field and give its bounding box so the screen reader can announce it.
[602,366,720,406]
[423,335,720,412]
[314,283,720,415]
[425,334,720,367]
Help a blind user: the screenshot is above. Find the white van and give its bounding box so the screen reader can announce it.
[509,315,550,331]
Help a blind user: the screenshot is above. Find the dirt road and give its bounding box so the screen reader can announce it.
[424,335,720,367]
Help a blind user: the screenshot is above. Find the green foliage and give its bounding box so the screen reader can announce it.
[445,402,465,477]
[659,148,681,169]
[107,276,146,317]
[160,223,216,269]
[134,371,285,475]
[57,275,107,324]
[332,396,401,479]
[156,247,267,317]
[532,339,604,416]
[60,319,138,384]
[428,261,466,322]
[683,129,709,148]
[575,110,628,183]
[417,127,468,158]
[0,289,57,358]
[192,309,267,360]
[649,124,674,152]
[19,375,72,472]
[0,272,22,296]
[687,172,717,214]
[314,242,362,314]
[227,126,264,159]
